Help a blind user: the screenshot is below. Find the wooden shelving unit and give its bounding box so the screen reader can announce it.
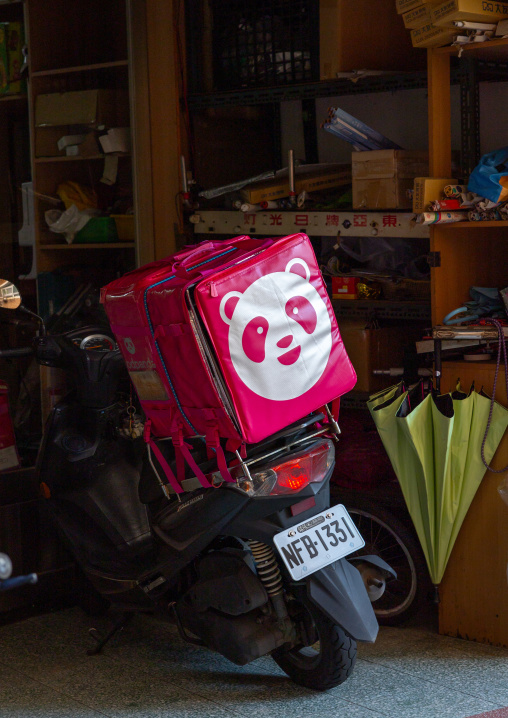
[26,0,136,278]
[426,45,508,647]
[31,60,129,78]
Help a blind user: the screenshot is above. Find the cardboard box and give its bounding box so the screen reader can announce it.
[403,4,435,27]
[352,150,429,209]
[413,177,458,212]
[319,0,425,79]
[410,22,456,46]
[332,277,360,299]
[35,89,129,128]
[0,381,20,472]
[432,0,508,26]
[338,320,410,393]
[241,164,352,203]
[396,0,441,13]
[35,127,101,158]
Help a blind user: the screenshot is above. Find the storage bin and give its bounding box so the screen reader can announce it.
[111,214,135,241]
[74,217,118,244]
[187,0,320,91]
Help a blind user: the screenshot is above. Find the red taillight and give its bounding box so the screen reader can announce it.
[273,462,310,492]
[269,440,334,496]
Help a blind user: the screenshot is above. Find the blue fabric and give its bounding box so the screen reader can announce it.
[468,147,508,202]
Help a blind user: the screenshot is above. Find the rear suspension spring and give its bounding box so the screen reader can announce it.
[248,540,283,597]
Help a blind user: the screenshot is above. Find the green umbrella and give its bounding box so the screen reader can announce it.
[367,381,508,586]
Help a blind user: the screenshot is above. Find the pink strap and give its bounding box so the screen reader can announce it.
[204,414,234,484]
[173,427,212,489]
[149,440,184,494]
[143,420,183,494]
[226,438,246,458]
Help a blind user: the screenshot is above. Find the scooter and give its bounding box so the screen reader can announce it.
[0,278,395,691]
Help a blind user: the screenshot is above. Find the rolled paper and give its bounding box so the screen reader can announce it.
[417,211,467,224]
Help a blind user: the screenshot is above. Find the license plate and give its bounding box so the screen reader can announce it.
[273,505,365,581]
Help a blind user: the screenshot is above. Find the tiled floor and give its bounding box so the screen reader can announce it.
[1,605,508,718]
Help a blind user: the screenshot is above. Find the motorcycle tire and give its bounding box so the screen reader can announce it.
[272,599,357,691]
[336,493,430,626]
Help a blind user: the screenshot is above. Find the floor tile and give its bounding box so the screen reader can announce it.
[0,666,107,718]
[359,625,508,706]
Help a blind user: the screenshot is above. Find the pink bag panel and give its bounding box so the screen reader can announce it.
[194,233,357,444]
[101,236,275,440]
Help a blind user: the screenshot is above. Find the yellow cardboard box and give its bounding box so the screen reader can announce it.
[413,177,458,213]
[240,164,352,203]
[432,0,508,26]
[411,22,456,46]
[403,4,434,27]
[396,0,441,14]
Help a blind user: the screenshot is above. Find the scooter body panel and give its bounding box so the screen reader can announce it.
[39,399,154,577]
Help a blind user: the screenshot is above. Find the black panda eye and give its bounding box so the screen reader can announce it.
[285,296,317,334]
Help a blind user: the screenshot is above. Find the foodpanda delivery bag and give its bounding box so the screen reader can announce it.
[101,233,356,491]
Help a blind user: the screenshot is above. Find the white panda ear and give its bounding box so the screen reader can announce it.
[219,291,242,325]
[285,258,310,282]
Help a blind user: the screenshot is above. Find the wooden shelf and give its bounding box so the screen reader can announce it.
[31,60,129,78]
[333,299,430,320]
[40,242,135,250]
[437,36,508,61]
[35,153,129,164]
[438,220,508,229]
[0,93,27,103]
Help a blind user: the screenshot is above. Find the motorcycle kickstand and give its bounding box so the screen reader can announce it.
[87,612,134,656]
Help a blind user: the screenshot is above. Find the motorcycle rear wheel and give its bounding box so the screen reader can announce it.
[272,599,356,691]
[344,497,430,626]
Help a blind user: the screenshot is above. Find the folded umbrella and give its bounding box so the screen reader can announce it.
[368,381,508,587]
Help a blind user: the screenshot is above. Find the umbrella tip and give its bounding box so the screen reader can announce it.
[432,585,440,604]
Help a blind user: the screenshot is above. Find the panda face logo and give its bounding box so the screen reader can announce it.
[124,337,136,355]
[219,258,332,401]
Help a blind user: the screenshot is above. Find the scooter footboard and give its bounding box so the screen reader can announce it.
[306,559,379,643]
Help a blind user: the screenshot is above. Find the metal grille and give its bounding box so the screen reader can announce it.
[211,0,319,89]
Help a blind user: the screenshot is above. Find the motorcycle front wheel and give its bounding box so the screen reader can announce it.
[272,598,356,691]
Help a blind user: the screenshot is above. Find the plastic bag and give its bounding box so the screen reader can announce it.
[45,205,94,244]
[468,147,508,203]
[56,181,97,211]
